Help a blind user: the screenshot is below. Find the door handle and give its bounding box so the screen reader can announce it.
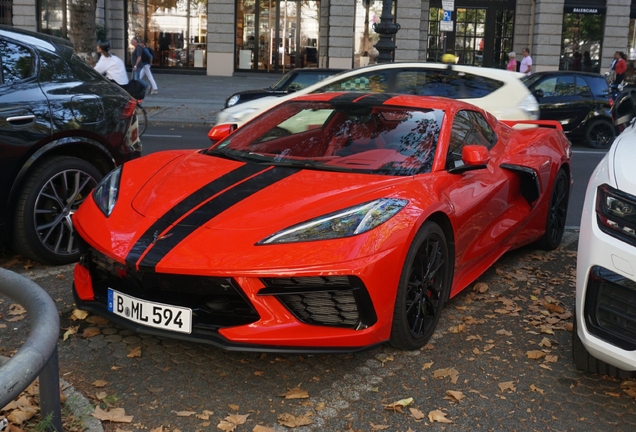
[6,115,36,126]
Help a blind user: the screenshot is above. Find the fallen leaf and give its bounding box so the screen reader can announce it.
[218,414,249,431]
[86,315,110,325]
[83,327,101,338]
[127,346,142,358]
[473,282,488,293]
[421,362,434,370]
[433,367,459,384]
[9,304,26,315]
[383,397,413,413]
[92,380,108,388]
[543,300,564,314]
[70,309,89,321]
[544,355,559,363]
[96,391,107,400]
[466,335,482,341]
[526,350,547,360]
[252,426,276,432]
[539,337,552,348]
[448,324,466,334]
[540,326,555,335]
[254,371,264,376]
[7,409,36,425]
[444,390,464,402]
[498,381,516,392]
[428,409,452,423]
[530,384,544,395]
[496,329,512,336]
[63,326,79,340]
[277,413,313,428]
[409,408,425,420]
[280,388,309,399]
[228,404,239,411]
[369,424,390,430]
[173,411,196,417]
[92,407,133,423]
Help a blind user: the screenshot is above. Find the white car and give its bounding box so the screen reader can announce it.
[574,118,636,377]
[216,62,540,128]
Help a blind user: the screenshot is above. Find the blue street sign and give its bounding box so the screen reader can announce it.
[443,10,452,21]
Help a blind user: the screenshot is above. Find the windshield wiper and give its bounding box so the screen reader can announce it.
[205,149,250,162]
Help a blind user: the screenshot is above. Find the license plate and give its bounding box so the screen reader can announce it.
[107,288,192,334]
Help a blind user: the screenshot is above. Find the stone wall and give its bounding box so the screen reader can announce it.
[106,0,126,57]
[532,0,564,72]
[11,0,36,31]
[602,0,630,73]
[514,0,532,55]
[207,0,235,75]
[395,0,424,61]
[418,1,430,62]
[328,0,355,69]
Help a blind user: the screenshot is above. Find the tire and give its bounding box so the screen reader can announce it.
[136,103,148,136]
[12,156,102,265]
[585,119,615,149]
[572,314,636,378]
[389,221,452,350]
[536,169,569,250]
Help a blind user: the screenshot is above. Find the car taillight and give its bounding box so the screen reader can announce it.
[121,100,136,119]
[609,97,614,108]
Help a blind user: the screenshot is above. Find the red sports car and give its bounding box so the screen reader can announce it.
[72,93,571,352]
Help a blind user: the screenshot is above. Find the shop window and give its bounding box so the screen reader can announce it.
[493,9,514,69]
[353,0,392,68]
[427,7,444,63]
[560,12,604,73]
[128,0,208,69]
[0,0,11,25]
[39,0,67,37]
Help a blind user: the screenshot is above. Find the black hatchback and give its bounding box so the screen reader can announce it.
[523,71,614,148]
[0,26,141,264]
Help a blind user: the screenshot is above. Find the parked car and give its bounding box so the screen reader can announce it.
[0,25,141,265]
[574,107,636,377]
[523,71,614,149]
[225,67,346,108]
[72,93,570,352]
[214,62,540,133]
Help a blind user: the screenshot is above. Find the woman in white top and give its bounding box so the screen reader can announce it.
[94,41,129,86]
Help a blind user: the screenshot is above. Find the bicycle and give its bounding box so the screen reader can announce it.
[135,99,148,136]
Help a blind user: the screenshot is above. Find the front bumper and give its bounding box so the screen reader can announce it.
[72,245,388,353]
[576,184,636,371]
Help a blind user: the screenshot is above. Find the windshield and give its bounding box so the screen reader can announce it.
[521,74,542,88]
[209,99,444,176]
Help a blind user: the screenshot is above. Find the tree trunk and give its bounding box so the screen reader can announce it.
[68,0,97,63]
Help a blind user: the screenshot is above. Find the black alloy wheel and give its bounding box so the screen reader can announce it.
[585,119,615,149]
[390,221,451,350]
[536,169,569,250]
[13,156,102,264]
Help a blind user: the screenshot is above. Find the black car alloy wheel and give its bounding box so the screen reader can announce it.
[13,156,102,265]
[536,169,569,250]
[390,221,451,350]
[585,119,615,149]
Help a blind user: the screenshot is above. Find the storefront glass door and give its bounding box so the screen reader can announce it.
[236,0,319,72]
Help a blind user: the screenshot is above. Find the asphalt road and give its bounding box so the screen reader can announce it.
[139,125,609,229]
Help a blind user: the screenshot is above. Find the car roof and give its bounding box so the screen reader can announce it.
[531,70,605,79]
[0,25,74,53]
[288,68,346,74]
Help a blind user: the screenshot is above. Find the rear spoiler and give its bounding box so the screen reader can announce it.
[501,120,563,131]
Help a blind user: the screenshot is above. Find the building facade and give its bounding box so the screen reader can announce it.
[4,0,635,77]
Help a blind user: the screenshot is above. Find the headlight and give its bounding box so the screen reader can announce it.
[226,94,240,107]
[596,184,636,245]
[224,107,258,124]
[519,94,540,120]
[93,166,122,217]
[258,198,408,245]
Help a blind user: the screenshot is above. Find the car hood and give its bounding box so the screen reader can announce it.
[613,127,636,193]
[131,151,408,232]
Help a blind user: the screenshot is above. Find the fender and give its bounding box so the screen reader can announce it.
[7,135,116,209]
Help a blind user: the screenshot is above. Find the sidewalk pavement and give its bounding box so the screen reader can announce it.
[138,73,281,126]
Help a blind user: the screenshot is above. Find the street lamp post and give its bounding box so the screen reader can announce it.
[372,0,400,63]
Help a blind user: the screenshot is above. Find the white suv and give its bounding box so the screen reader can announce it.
[216,62,540,128]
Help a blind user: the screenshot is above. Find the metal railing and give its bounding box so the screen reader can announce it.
[0,268,62,431]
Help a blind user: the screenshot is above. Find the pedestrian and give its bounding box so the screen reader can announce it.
[139,39,158,95]
[614,51,627,85]
[130,37,149,91]
[520,47,532,76]
[506,51,517,72]
[94,41,128,86]
[582,51,593,72]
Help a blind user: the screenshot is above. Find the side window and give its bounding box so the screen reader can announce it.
[461,74,504,98]
[0,40,35,85]
[534,76,576,97]
[318,71,389,93]
[467,111,497,149]
[448,110,472,162]
[396,69,460,98]
[576,77,591,95]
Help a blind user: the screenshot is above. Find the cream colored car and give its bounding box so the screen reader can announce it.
[216,62,539,127]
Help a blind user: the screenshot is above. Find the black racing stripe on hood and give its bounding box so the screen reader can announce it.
[361,94,394,105]
[125,163,269,266]
[330,93,369,104]
[137,166,300,268]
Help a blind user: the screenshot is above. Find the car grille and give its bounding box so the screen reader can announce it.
[584,266,636,350]
[85,248,260,329]
[259,276,377,329]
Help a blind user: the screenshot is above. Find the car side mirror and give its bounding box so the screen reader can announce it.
[462,145,490,166]
[533,89,544,98]
[287,84,300,93]
[207,123,237,143]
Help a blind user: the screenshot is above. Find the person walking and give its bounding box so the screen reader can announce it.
[130,37,149,91]
[506,52,517,72]
[520,47,532,76]
[94,41,128,86]
[139,39,159,95]
[614,51,627,85]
